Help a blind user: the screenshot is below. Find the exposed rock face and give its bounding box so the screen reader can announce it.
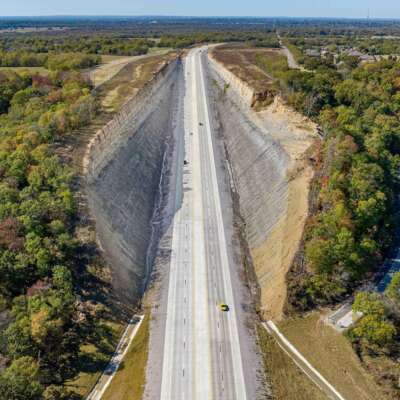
[85,58,180,304]
[207,54,317,320]
[208,51,276,109]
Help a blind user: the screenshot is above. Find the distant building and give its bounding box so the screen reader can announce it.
[346,48,364,57]
[305,48,320,57]
[360,54,376,63]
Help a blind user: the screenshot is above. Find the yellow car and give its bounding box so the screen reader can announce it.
[219,303,229,312]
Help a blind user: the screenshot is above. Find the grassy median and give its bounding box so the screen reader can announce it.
[102,314,150,400]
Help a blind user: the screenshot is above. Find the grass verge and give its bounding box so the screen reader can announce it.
[102,314,150,400]
[282,39,303,63]
[257,324,326,400]
[0,66,49,74]
[65,318,125,397]
[278,312,389,400]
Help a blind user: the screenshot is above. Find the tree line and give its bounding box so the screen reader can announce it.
[158,31,279,49]
[0,36,154,57]
[0,51,100,70]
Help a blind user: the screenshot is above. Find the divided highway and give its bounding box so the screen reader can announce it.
[160,47,248,400]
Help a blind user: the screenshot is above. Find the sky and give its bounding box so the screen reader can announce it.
[0,0,399,19]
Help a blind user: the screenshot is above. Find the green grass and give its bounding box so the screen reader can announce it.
[257,324,326,400]
[99,48,171,63]
[255,51,289,78]
[102,314,150,400]
[278,312,389,400]
[0,66,48,74]
[100,55,131,63]
[64,319,125,397]
[282,39,304,63]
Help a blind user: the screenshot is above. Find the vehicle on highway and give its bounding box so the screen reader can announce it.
[219,303,229,312]
[199,122,203,126]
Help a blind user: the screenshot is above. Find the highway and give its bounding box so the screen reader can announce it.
[160,47,248,400]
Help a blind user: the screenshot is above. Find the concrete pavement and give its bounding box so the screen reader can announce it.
[159,47,248,400]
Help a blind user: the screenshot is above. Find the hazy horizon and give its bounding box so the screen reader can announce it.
[0,0,399,19]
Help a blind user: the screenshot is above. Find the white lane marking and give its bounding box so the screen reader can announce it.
[191,49,213,400]
[160,56,190,400]
[264,321,346,400]
[198,48,248,400]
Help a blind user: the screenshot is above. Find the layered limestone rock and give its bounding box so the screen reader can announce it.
[207,53,317,320]
[85,58,181,304]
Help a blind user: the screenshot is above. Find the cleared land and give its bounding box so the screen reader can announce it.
[211,44,283,93]
[90,49,172,88]
[98,51,177,112]
[278,313,390,400]
[257,325,326,400]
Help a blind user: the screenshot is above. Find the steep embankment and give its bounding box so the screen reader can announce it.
[84,58,180,305]
[208,51,317,320]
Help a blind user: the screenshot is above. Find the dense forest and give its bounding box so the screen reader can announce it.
[0,36,154,57]
[0,52,100,70]
[0,66,97,398]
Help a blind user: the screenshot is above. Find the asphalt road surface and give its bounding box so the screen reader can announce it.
[160,47,248,400]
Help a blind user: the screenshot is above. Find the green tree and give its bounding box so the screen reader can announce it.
[0,356,43,400]
[385,272,400,304]
[353,292,386,316]
[350,314,396,347]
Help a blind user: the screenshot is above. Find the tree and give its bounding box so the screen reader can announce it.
[305,237,336,274]
[0,356,43,400]
[385,272,400,304]
[43,386,81,400]
[353,292,385,316]
[350,314,396,347]
[351,291,397,347]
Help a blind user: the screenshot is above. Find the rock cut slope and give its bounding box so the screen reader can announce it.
[84,58,181,304]
[208,48,318,320]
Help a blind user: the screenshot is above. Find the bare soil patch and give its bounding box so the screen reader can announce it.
[99,52,178,112]
[254,163,314,321]
[211,44,275,91]
[89,49,172,88]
